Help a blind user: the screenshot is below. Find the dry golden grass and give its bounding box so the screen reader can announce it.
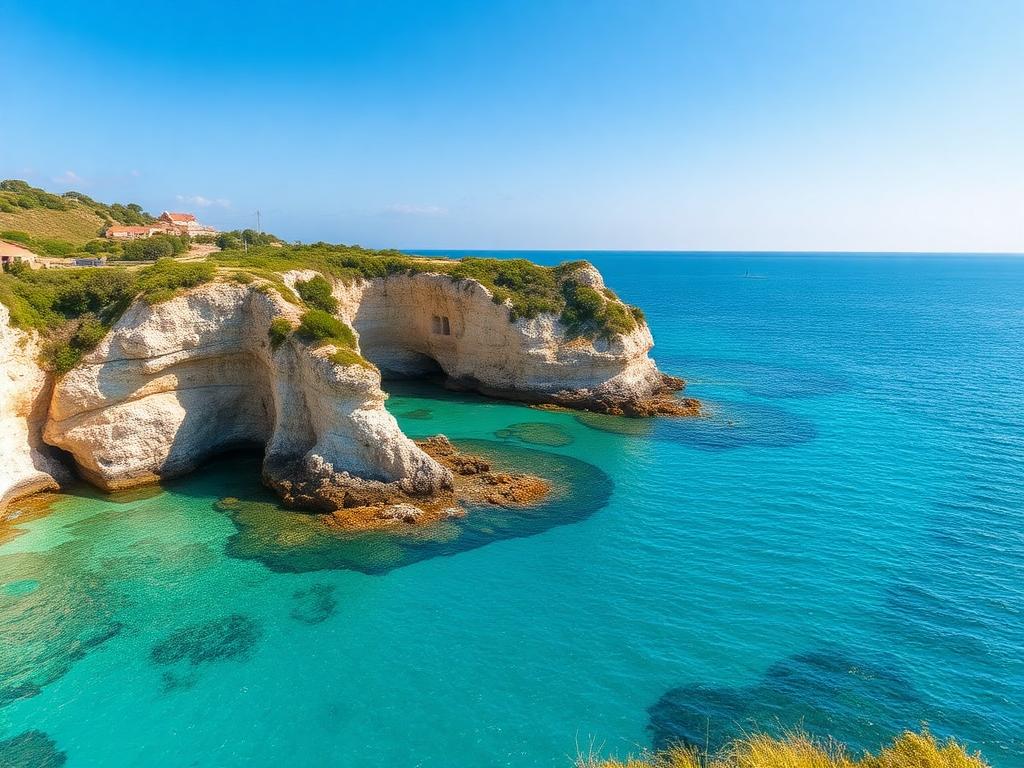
[579,730,988,768]
[0,202,106,243]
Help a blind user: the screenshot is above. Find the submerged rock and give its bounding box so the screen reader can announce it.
[150,614,262,667]
[0,730,67,768]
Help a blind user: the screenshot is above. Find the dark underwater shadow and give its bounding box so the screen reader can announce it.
[0,730,66,767]
[646,647,935,755]
[218,439,613,574]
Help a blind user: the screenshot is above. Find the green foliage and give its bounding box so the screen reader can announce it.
[560,282,642,340]
[329,346,377,370]
[296,309,354,345]
[268,318,293,349]
[294,309,372,368]
[120,234,188,261]
[295,275,338,312]
[0,180,155,225]
[0,229,32,245]
[43,316,112,374]
[216,229,280,250]
[137,259,215,304]
[211,244,644,337]
[0,179,68,211]
[448,258,563,319]
[0,229,79,257]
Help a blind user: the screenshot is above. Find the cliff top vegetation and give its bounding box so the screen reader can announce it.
[211,242,644,339]
[1,203,647,374]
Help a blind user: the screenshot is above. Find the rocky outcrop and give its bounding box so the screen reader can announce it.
[15,259,691,518]
[43,282,450,502]
[317,435,550,531]
[319,264,691,416]
[0,305,69,513]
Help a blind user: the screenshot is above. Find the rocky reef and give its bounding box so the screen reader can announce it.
[1,259,694,517]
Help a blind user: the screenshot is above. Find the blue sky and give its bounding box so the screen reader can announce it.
[1,0,1021,251]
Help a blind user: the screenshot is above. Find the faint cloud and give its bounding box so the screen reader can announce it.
[129,169,142,177]
[383,203,448,217]
[176,194,231,209]
[53,170,85,187]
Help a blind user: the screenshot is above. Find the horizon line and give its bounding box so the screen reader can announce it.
[396,248,1024,256]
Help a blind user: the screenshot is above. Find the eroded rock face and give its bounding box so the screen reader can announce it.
[28,260,690,515]
[43,282,450,498]
[326,270,688,415]
[0,305,69,513]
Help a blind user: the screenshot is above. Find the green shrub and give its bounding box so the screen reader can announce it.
[137,259,214,304]
[294,309,372,369]
[296,309,354,346]
[268,318,292,349]
[560,282,640,340]
[44,316,111,373]
[0,230,33,245]
[448,258,562,320]
[295,275,338,312]
[122,234,185,261]
[329,346,377,370]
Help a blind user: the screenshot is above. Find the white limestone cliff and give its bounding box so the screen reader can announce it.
[0,304,70,510]
[1,261,691,514]
[42,282,450,501]
[315,265,684,415]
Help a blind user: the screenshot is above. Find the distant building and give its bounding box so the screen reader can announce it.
[74,256,107,267]
[159,211,218,237]
[0,240,38,269]
[105,225,170,240]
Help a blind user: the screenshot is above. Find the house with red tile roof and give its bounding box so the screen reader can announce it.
[159,211,217,236]
[105,225,171,240]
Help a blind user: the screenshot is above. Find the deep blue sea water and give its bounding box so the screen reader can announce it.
[1,253,1022,767]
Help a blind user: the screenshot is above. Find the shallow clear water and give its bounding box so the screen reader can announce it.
[1,253,1022,767]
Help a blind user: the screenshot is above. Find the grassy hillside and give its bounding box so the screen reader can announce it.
[0,179,156,246]
[0,204,109,244]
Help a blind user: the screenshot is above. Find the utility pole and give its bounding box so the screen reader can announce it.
[256,210,261,235]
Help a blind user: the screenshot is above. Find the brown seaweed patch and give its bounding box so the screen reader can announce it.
[0,730,67,767]
[494,422,574,447]
[151,614,262,668]
[0,545,125,709]
[575,411,657,437]
[290,584,338,625]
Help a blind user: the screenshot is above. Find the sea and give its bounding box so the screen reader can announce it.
[1,252,1021,767]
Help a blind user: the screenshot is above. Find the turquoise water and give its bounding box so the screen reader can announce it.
[1,253,1022,767]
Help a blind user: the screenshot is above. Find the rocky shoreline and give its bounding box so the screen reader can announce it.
[302,436,551,532]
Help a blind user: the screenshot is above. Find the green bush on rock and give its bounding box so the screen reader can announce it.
[268,318,292,349]
[294,275,338,313]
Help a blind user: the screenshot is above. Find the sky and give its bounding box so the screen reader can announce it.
[1,0,1022,252]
